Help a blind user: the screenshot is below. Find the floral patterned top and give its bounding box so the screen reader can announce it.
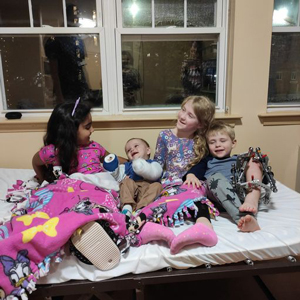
[154,129,196,182]
[39,141,106,174]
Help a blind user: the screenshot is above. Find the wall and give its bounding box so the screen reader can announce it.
[0,0,300,191]
[228,0,300,190]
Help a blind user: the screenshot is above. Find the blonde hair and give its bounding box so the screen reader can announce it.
[183,96,215,168]
[206,120,235,141]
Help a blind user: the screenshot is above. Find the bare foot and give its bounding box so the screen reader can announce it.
[239,198,258,214]
[238,215,260,232]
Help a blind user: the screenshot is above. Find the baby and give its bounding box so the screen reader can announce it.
[104,138,163,217]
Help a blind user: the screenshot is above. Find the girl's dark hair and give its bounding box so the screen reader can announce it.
[44,100,92,174]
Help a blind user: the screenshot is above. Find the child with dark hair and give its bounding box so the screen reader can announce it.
[32,98,127,184]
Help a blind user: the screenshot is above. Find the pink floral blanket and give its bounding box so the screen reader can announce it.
[0,175,128,300]
[0,175,217,300]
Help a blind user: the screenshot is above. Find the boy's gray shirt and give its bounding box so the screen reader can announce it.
[204,155,238,181]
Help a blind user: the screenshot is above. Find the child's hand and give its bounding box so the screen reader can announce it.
[132,158,148,175]
[183,173,202,189]
[132,159,162,181]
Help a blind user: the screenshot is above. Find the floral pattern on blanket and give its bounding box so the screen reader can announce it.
[0,175,219,300]
[0,175,127,300]
[136,182,219,229]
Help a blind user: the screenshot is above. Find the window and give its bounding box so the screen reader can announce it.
[0,0,228,115]
[268,0,300,108]
[276,71,282,80]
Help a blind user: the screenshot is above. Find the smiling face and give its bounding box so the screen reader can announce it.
[77,113,94,146]
[176,100,202,138]
[125,138,151,161]
[207,130,236,159]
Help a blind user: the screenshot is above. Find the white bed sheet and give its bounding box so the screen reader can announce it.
[0,168,299,284]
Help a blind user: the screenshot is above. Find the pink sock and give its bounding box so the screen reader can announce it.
[170,223,218,254]
[138,222,175,247]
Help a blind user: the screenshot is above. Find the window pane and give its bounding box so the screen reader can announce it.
[0,35,102,110]
[268,33,300,105]
[273,0,299,26]
[122,0,152,28]
[66,0,97,28]
[32,0,64,27]
[155,0,184,27]
[0,0,30,27]
[121,35,217,108]
[187,0,216,27]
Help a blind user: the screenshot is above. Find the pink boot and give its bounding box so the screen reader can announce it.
[170,223,218,254]
[138,222,175,247]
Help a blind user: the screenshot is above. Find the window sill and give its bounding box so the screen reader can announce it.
[258,112,300,126]
[0,112,242,133]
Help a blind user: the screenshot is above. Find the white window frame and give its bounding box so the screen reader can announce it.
[269,0,300,111]
[0,0,108,116]
[113,0,228,115]
[0,0,229,116]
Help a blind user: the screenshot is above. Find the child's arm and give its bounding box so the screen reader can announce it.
[153,133,166,168]
[101,151,128,164]
[183,173,202,188]
[132,159,163,181]
[117,155,129,164]
[103,154,126,182]
[32,151,47,184]
[182,156,211,184]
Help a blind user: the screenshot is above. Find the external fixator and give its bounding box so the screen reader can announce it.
[231,147,277,204]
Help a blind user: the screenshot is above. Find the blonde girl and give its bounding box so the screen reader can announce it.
[153,96,217,254]
[154,95,215,183]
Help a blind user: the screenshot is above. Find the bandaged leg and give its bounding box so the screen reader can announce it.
[138,222,175,247]
[170,222,218,254]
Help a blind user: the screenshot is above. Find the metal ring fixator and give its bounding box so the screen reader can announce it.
[287,255,297,263]
[205,263,212,269]
[244,258,254,266]
[166,266,173,272]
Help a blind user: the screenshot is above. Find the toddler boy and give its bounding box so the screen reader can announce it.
[184,120,262,232]
[104,138,163,217]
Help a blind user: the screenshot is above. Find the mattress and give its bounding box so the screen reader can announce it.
[0,168,299,285]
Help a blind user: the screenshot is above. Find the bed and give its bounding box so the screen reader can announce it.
[0,168,300,300]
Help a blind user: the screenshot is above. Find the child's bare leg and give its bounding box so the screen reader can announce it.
[239,189,260,213]
[240,158,262,214]
[238,215,260,232]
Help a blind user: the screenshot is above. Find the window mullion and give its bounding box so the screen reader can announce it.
[102,0,118,114]
[97,0,103,27]
[298,0,300,26]
[116,0,123,28]
[0,52,6,111]
[115,29,124,113]
[184,0,187,28]
[217,29,226,111]
[28,0,34,27]
[62,0,67,27]
[216,0,223,27]
[219,0,229,111]
[152,0,155,28]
